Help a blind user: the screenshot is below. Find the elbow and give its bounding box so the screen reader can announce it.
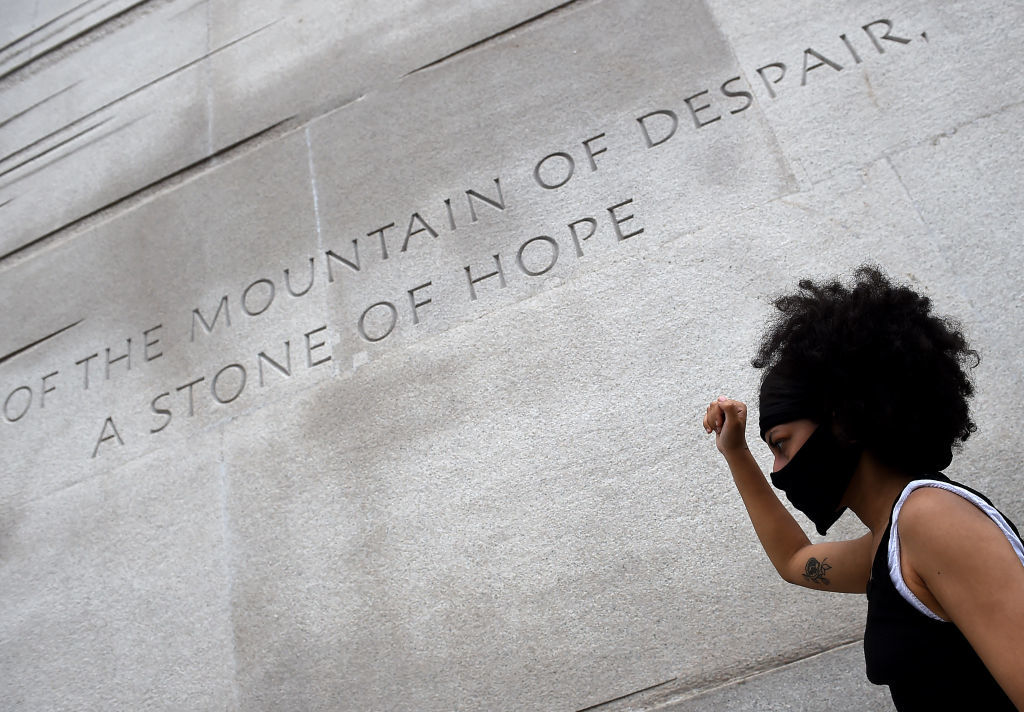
[773,562,800,586]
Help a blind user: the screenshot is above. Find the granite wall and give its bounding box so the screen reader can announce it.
[2,0,1022,709]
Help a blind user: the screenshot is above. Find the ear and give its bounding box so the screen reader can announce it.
[829,412,858,446]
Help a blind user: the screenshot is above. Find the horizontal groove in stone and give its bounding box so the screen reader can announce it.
[0,115,146,192]
[0,0,95,55]
[0,0,153,82]
[0,117,296,267]
[0,117,112,178]
[0,318,84,366]
[406,0,592,75]
[0,82,80,131]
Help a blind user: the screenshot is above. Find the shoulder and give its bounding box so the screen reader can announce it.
[898,483,1018,571]
[899,483,982,523]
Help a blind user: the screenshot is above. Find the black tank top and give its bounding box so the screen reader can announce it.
[863,475,1021,710]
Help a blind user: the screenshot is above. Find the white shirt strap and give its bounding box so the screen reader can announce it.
[888,479,1024,622]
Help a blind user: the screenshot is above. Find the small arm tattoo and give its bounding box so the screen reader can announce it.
[803,557,833,585]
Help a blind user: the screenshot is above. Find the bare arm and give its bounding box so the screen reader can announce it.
[704,397,872,593]
[900,488,1024,706]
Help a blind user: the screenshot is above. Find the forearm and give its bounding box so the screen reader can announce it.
[723,446,811,579]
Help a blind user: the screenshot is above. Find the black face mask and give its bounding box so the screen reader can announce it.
[770,425,862,536]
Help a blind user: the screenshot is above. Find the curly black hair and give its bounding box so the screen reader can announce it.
[753,266,978,473]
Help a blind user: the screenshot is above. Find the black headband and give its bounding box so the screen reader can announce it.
[758,367,825,440]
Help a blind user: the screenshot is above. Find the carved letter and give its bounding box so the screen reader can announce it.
[839,34,862,64]
[684,90,722,128]
[75,352,98,389]
[862,19,911,54]
[607,199,644,241]
[325,240,360,282]
[92,416,124,458]
[408,282,432,325]
[516,236,559,277]
[191,295,230,341]
[720,76,753,114]
[143,324,164,361]
[304,325,332,368]
[3,385,31,423]
[285,257,316,297]
[40,370,58,408]
[582,134,607,171]
[466,178,506,221]
[636,110,678,148]
[175,376,205,417]
[533,152,575,190]
[105,338,131,380]
[367,224,395,260]
[358,302,399,343]
[568,217,598,258]
[150,392,172,433]
[242,278,276,316]
[402,213,439,252]
[444,198,457,231]
[755,62,786,99]
[211,364,247,405]
[801,48,843,85]
[464,255,507,301]
[258,341,292,386]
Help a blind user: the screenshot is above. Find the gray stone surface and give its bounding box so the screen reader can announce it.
[886,100,1024,522]
[0,129,326,508]
[1,0,583,258]
[0,0,141,71]
[210,152,999,709]
[218,245,870,710]
[307,0,795,373]
[0,433,237,711]
[706,0,1024,184]
[0,0,210,257]
[2,0,1023,710]
[206,0,572,148]
[661,643,895,711]
[0,0,37,48]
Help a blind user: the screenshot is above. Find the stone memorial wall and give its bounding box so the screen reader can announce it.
[1,0,1022,709]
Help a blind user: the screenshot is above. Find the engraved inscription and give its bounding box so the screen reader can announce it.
[0,15,928,462]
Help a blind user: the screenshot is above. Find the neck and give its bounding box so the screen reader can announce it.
[843,451,916,535]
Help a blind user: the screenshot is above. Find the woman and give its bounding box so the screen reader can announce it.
[702,266,1024,710]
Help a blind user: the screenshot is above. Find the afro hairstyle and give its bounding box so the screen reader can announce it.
[752,265,979,473]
